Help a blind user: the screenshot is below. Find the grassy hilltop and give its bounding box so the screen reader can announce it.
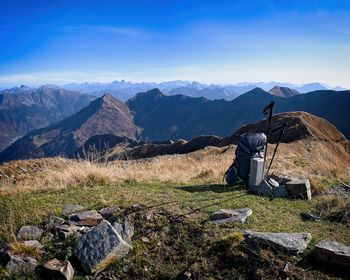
[0,141,349,279]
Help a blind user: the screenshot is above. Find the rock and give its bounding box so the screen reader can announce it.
[285,178,312,200]
[17,225,43,241]
[98,205,121,218]
[0,247,9,266]
[56,225,89,240]
[255,180,289,198]
[244,231,312,254]
[113,220,134,245]
[313,240,350,267]
[68,210,103,226]
[300,212,321,222]
[73,220,132,274]
[251,180,274,197]
[44,215,66,231]
[141,237,151,243]
[61,204,85,216]
[210,208,252,223]
[6,251,37,275]
[41,258,74,280]
[272,185,289,198]
[19,167,28,174]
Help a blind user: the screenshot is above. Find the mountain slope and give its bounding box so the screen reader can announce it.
[0,94,139,162]
[0,86,95,151]
[268,86,299,97]
[81,111,348,161]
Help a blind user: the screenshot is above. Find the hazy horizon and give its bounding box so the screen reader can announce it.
[1,0,349,87]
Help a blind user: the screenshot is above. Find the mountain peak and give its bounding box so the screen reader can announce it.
[268,86,299,98]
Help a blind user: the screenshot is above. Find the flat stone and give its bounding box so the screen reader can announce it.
[6,251,37,275]
[313,240,350,267]
[244,231,312,254]
[68,210,103,226]
[285,178,312,200]
[73,220,132,274]
[43,215,66,231]
[42,258,74,280]
[61,204,85,216]
[17,225,43,241]
[113,220,134,244]
[210,208,252,223]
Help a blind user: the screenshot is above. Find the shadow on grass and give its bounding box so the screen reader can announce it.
[177,183,246,193]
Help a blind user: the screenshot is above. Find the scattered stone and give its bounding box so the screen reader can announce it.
[6,251,37,275]
[300,212,321,222]
[19,167,28,174]
[183,271,192,279]
[282,261,289,273]
[313,240,350,267]
[61,204,85,216]
[41,258,74,280]
[141,236,151,243]
[113,220,134,245]
[73,220,132,274]
[210,208,253,223]
[285,178,312,200]
[244,231,312,254]
[56,225,89,240]
[17,225,43,241]
[122,264,130,273]
[68,210,103,226]
[98,205,121,218]
[44,215,66,231]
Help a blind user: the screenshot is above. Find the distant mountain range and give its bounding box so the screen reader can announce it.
[127,88,350,141]
[0,85,95,151]
[0,86,349,163]
[61,80,347,101]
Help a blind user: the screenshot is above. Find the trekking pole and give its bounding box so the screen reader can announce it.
[262,101,275,178]
[265,123,287,177]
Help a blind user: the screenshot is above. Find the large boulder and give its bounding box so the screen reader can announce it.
[313,240,350,267]
[244,231,312,254]
[113,220,135,245]
[61,204,85,216]
[285,178,312,200]
[210,208,253,223]
[43,215,66,231]
[68,210,103,226]
[17,225,43,241]
[73,220,132,274]
[6,251,37,275]
[41,258,74,280]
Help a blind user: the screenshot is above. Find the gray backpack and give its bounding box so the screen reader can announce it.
[224,133,266,185]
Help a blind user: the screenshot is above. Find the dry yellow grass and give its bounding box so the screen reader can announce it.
[8,241,43,259]
[0,140,349,195]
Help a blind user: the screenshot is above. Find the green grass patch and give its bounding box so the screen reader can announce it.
[0,180,349,279]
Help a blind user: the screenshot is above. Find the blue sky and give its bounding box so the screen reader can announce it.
[0,0,350,87]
